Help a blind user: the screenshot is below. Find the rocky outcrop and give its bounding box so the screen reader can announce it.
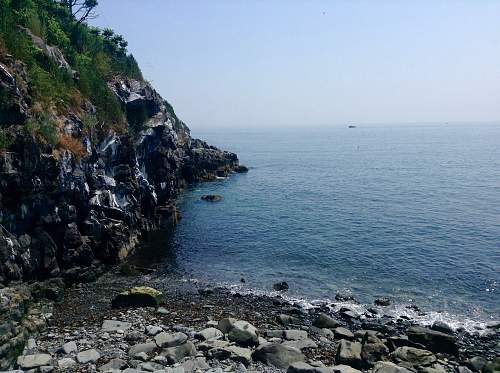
[0,54,240,285]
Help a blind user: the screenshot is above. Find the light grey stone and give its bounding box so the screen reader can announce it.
[102,320,132,332]
[17,354,53,369]
[154,332,188,348]
[58,358,76,369]
[77,349,101,363]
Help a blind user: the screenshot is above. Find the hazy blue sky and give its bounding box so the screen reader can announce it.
[93,1,500,130]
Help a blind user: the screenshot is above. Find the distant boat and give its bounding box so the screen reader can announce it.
[348,125,357,128]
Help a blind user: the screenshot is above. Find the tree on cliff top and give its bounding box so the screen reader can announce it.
[59,0,98,23]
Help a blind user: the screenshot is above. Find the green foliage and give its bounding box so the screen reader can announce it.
[25,111,59,145]
[0,0,143,135]
[0,129,14,150]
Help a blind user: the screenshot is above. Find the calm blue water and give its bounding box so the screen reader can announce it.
[164,124,500,322]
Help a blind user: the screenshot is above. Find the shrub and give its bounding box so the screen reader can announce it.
[25,111,59,146]
[57,133,86,159]
[0,129,14,151]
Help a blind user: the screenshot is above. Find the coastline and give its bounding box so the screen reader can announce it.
[2,263,497,372]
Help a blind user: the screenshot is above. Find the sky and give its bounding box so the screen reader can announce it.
[92,1,500,130]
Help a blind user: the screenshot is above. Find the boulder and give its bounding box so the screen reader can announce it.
[226,346,253,366]
[430,321,453,335]
[76,349,101,364]
[484,358,500,373]
[102,320,132,332]
[334,327,354,340]
[273,281,289,291]
[284,330,308,340]
[195,327,223,341]
[112,286,165,308]
[406,326,457,355]
[336,340,362,368]
[162,341,197,364]
[227,320,259,347]
[391,346,436,368]
[332,365,363,373]
[17,354,53,369]
[218,317,237,333]
[466,356,487,372]
[283,339,318,350]
[252,343,305,369]
[313,313,340,329]
[373,361,413,373]
[58,358,77,369]
[181,357,210,372]
[288,361,331,373]
[61,341,78,354]
[154,332,188,348]
[99,358,128,372]
[128,342,157,356]
[361,340,389,366]
[201,194,222,202]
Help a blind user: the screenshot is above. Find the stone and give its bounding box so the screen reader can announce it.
[331,365,363,373]
[484,358,500,373]
[134,352,149,361]
[129,342,157,356]
[77,349,101,364]
[336,340,362,368]
[146,325,163,336]
[218,317,237,333]
[139,361,165,371]
[373,361,413,373]
[234,165,249,173]
[273,281,289,291]
[58,358,77,369]
[466,356,487,372]
[430,321,453,335]
[17,354,53,369]
[282,339,318,350]
[112,286,165,308]
[162,341,197,364]
[361,340,389,366]
[201,194,222,202]
[62,341,78,354]
[99,358,128,371]
[278,314,299,326]
[457,367,475,373]
[252,343,305,369]
[374,297,391,306]
[284,330,308,340]
[391,346,436,367]
[287,362,331,373]
[102,320,132,332]
[195,327,223,341]
[334,327,354,340]
[154,332,188,348]
[313,313,340,329]
[181,357,209,373]
[227,320,259,347]
[406,326,457,355]
[226,346,252,366]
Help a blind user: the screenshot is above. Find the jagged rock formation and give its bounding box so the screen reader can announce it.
[0,51,239,285]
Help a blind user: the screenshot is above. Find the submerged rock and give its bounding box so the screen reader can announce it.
[201,194,223,202]
[273,281,290,291]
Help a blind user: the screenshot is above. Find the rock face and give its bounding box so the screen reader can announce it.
[0,60,240,285]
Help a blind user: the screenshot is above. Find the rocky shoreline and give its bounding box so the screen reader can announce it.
[1,265,498,373]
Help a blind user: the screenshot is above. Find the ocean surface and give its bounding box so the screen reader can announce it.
[157,124,500,327]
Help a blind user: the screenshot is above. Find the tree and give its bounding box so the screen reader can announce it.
[60,0,98,24]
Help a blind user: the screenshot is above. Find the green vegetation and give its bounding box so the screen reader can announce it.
[0,0,143,136]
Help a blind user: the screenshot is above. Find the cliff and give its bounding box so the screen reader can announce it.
[0,0,241,285]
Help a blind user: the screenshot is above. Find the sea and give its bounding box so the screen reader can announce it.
[153,124,500,330]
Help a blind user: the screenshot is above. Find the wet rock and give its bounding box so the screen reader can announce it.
[252,343,305,369]
[406,326,458,355]
[161,341,197,364]
[112,286,165,308]
[17,354,53,369]
[336,340,362,368]
[374,297,391,306]
[430,321,453,335]
[154,332,188,348]
[234,165,249,173]
[102,320,132,332]
[76,349,101,364]
[391,346,436,367]
[313,313,340,329]
[287,361,331,373]
[273,281,289,291]
[201,195,222,202]
[335,292,356,302]
[227,320,259,347]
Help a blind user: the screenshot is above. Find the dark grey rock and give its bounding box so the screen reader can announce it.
[313,313,340,329]
[407,326,458,355]
[336,340,362,368]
